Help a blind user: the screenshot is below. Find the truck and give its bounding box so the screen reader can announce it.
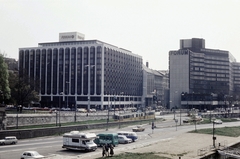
[62,131,97,151]
[0,136,18,145]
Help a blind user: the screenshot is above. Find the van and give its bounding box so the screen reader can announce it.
[62,131,97,151]
[117,131,138,142]
[0,136,18,145]
[94,133,118,147]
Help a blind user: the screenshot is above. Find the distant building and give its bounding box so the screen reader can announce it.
[19,32,143,110]
[142,62,169,110]
[169,38,240,110]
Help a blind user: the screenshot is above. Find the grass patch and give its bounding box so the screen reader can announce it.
[190,118,238,125]
[95,152,171,159]
[189,126,240,137]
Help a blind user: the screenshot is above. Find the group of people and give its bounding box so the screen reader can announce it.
[102,143,114,157]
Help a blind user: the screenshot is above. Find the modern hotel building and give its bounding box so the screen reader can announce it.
[169,38,240,110]
[19,32,143,111]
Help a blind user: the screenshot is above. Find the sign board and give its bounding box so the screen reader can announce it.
[59,32,85,42]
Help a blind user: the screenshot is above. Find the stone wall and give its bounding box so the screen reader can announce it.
[6,112,108,128]
[6,111,153,128]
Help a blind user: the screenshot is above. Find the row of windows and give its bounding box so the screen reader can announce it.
[205,69,229,73]
[204,60,229,65]
[19,45,143,99]
[103,47,142,96]
[191,72,205,75]
[205,64,229,69]
[191,52,204,58]
[204,56,229,61]
[40,40,98,47]
[191,71,229,78]
[19,46,103,96]
[233,70,240,74]
[192,63,204,67]
[201,48,228,54]
[204,78,229,81]
[193,67,204,71]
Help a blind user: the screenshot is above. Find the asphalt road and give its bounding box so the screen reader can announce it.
[0,113,238,159]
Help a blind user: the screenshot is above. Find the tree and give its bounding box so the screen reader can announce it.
[0,53,10,104]
[9,69,40,107]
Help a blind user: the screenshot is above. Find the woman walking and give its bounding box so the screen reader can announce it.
[109,144,114,156]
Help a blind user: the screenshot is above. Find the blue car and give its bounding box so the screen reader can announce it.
[117,131,138,142]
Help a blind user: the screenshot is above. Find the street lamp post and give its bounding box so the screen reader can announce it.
[192,92,194,110]
[212,121,216,148]
[66,81,70,109]
[16,108,19,129]
[55,108,58,126]
[111,89,115,116]
[85,65,95,112]
[74,101,77,122]
[59,92,63,127]
[106,96,111,131]
[119,92,124,129]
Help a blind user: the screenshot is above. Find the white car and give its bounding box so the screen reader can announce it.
[20,151,44,159]
[214,119,223,124]
[118,135,132,144]
[0,136,18,145]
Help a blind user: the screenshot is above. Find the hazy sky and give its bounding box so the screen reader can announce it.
[1,0,240,70]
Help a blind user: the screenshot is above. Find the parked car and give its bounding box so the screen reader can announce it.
[77,108,87,113]
[183,119,190,123]
[20,151,44,159]
[214,119,223,124]
[132,126,145,132]
[89,108,96,112]
[0,136,18,145]
[118,135,132,144]
[117,131,138,142]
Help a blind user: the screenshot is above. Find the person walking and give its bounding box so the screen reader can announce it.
[105,144,109,156]
[109,144,114,156]
[102,145,107,157]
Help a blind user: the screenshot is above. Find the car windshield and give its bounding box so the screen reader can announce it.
[86,140,94,144]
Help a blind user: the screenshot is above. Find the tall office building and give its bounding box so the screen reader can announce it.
[169,38,238,110]
[19,32,143,110]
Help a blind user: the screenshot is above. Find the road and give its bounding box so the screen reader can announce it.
[0,114,238,159]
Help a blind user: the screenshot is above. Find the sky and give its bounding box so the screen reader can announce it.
[1,0,240,70]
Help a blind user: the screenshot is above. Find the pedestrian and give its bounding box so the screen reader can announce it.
[105,144,109,156]
[109,144,114,156]
[102,145,107,157]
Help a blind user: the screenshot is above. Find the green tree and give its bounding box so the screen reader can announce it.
[8,71,18,105]
[0,53,10,104]
[9,69,40,107]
